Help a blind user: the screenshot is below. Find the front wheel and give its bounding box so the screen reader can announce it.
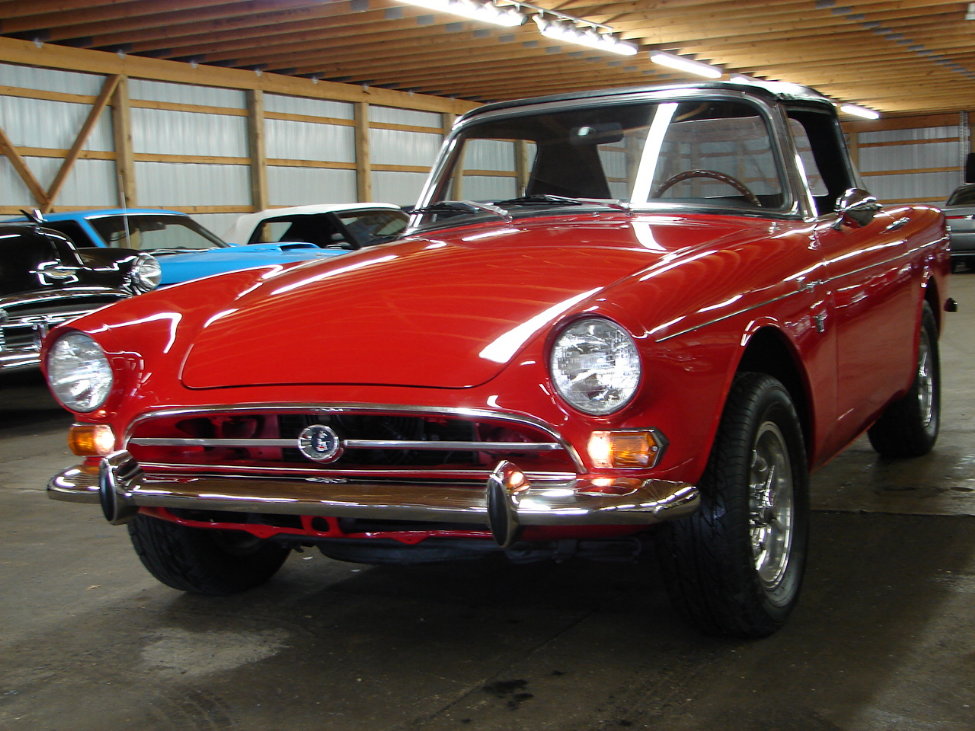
[128,515,291,595]
[655,373,809,637]
[867,302,940,458]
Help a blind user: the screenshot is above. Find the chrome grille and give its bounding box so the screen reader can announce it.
[126,404,580,481]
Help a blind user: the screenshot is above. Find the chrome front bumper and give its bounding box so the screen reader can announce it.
[48,451,699,546]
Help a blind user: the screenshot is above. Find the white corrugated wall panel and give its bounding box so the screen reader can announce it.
[0,62,106,95]
[857,124,964,202]
[135,162,251,207]
[1,158,36,205]
[369,106,442,128]
[462,175,518,201]
[463,139,515,171]
[48,159,119,207]
[0,97,114,151]
[128,79,246,109]
[372,171,428,206]
[265,119,355,162]
[267,166,357,206]
[599,148,627,179]
[265,94,354,119]
[860,127,959,144]
[132,108,248,157]
[868,172,961,203]
[370,128,441,167]
[860,141,963,172]
[194,213,240,239]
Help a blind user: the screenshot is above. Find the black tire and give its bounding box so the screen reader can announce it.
[867,302,940,458]
[127,514,290,595]
[654,373,809,638]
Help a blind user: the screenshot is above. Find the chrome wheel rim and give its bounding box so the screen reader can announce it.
[749,421,794,591]
[916,334,934,429]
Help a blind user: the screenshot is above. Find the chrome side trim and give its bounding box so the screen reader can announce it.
[656,290,795,342]
[48,453,699,534]
[125,402,586,472]
[656,234,938,343]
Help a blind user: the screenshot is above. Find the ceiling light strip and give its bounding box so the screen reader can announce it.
[533,15,637,56]
[839,103,881,120]
[400,0,525,27]
[399,1,637,55]
[650,51,722,79]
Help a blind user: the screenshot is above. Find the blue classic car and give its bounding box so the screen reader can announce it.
[5,209,345,286]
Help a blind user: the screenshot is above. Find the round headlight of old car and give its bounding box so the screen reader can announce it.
[47,332,114,412]
[129,253,162,293]
[549,317,641,415]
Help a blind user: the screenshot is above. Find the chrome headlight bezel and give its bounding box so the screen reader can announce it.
[127,253,162,293]
[46,331,114,412]
[549,316,642,416]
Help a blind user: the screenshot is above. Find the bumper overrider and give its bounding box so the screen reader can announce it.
[48,451,699,547]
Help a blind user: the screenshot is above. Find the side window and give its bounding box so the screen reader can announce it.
[40,220,92,247]
[788,119,828,198]
[787,109,858,215]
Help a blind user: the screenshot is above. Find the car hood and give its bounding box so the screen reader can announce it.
[180,214,772,389]
[156,243,344,285]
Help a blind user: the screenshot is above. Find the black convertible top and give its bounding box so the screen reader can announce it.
[460,80,834,124]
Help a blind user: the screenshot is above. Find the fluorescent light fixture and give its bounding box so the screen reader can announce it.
[840,103,881,120]
[401,0,525,27]
[650,51,722,79]
[533,15,638,56]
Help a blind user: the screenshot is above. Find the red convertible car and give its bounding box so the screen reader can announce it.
[45,81,951,637]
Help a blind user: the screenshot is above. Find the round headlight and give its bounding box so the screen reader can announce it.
[47,332,114,412]
[550,317,641,415]
[129,253,161,293]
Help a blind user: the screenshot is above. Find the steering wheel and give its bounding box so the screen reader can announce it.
[652,169,762,207]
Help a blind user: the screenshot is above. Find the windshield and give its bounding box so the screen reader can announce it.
[336,210,409,244]
[946,185,975,207]
[250,210,408,248]
[90,214,226,250]
[419,98,788,224]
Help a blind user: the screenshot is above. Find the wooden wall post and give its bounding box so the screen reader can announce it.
[247,89,269,211]
[111,76,136,207]
[355,101,372,201]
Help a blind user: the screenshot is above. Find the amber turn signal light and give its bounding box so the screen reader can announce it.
[588,429,667,469]
[68,424,116,456]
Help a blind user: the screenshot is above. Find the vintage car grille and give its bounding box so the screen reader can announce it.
[1,293,123,353]
[126,406,581,482]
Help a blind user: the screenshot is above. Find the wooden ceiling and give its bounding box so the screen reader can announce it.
[2,0,974,116]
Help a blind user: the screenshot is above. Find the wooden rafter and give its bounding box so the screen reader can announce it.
[0,0,972,114]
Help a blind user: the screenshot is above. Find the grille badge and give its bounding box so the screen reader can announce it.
[297,424,343,463]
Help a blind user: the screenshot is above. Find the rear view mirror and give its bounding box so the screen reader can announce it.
[570,123,623,145]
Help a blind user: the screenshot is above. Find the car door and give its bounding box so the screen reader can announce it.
[814,207,919,451]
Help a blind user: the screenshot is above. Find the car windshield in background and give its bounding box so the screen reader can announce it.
[249,210,408,248]
[89,215,226,250]
[946,185,975,207]
[419,98,791,224]
[336,210,408,243]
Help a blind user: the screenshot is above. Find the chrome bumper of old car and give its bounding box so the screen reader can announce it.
[48,451,699,547]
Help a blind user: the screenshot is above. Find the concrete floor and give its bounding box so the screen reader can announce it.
[2,275,974,731]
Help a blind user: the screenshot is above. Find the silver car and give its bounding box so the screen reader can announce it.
[945,183,975,270]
